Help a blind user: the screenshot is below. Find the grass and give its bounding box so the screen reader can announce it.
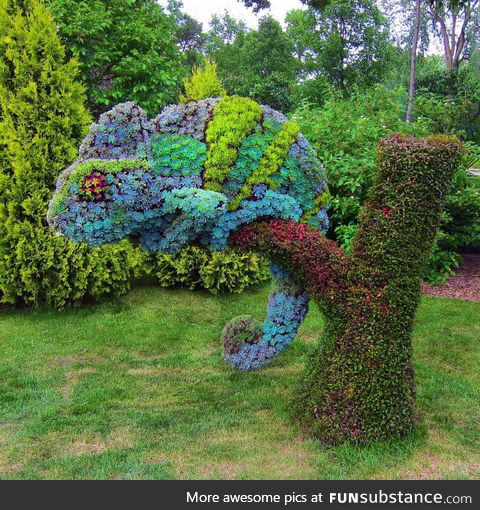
[0,284,479,480]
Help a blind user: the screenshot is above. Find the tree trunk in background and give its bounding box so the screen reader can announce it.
[406,0,422,123]
[427,0,479,71]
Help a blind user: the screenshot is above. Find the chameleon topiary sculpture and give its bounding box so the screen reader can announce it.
[48,97,330,371]
[48,96,462,444]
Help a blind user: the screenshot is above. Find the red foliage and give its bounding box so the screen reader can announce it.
[231,219,349,302]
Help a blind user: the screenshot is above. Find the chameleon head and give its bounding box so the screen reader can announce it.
[47,158,227,251]
[48,158,158,247]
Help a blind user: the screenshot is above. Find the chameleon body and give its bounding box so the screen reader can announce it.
[48,98,329,370]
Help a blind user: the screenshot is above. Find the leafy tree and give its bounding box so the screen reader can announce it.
[383,1,479,71]
[379,0,432,121]
[203,11,248,73]
[0,0,144,307]
[208,16,299,111]
[180,60,227,102]
[47,0,184,116]
[426,0,479,69]
[286,0,393,91]
[206,11,248,52]
[165,0,205,68]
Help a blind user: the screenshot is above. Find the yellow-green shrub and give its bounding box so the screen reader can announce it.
[154,246,269,294]
[0,0,144,308]
[180,60,227,103]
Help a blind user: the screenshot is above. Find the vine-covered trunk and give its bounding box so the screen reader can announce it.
[232,134,463,444]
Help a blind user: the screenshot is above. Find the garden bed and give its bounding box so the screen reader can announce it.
[423,253,480,302]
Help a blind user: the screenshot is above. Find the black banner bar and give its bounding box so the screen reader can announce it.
[1,480,477,509]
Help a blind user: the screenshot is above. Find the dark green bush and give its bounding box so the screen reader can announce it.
[0,0,145,308]
[414,57,480,143]
[47,0,184,117]
[153,246,269,294]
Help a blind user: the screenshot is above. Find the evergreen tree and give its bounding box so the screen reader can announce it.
[0,0,143,308]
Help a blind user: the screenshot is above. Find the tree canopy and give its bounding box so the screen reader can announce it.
[47,0,184,116]
[207,16,299,111]
[287,0,393,91]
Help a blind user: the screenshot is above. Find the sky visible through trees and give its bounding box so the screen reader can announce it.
[159,0,446,54]
[158,0,304,28]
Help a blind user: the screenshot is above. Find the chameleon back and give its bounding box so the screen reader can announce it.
[152,97,329,233]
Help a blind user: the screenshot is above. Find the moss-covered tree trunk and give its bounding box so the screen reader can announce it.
[231,134,463,444]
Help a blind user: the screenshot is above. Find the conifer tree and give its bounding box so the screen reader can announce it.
[180,60,227,103]
[0,0,141,307]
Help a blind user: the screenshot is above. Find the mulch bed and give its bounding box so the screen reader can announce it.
[422,253,480,302]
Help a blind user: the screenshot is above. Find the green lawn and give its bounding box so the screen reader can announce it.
[0,284,478,480]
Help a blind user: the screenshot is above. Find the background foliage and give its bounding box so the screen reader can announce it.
[47,0,184,117]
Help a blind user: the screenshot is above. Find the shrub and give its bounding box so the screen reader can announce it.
[180,60,227,103]
[414,57,480,143]
[153,246,269,294]
[0,0,144,308]
[422,143,480,283]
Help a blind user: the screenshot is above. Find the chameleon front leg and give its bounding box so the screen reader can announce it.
[223,263,309,370]
[139,188,227,254]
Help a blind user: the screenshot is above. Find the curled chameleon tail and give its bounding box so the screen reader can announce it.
[47,97,329,370]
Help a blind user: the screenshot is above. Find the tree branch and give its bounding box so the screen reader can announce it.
[453,4,472,67]
[427,3,453,67]
[230,219,350,306]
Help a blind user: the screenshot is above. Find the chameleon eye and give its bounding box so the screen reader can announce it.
[80,172,110,202]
